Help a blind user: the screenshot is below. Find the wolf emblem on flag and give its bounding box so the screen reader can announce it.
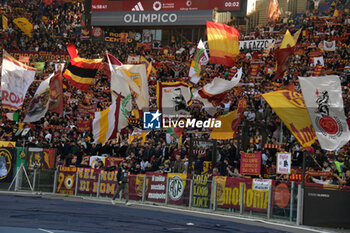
[315,90,341,136]
[299,75,350,151]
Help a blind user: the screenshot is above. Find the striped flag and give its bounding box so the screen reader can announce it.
[63,44,102,90]
[92,97,128,144]
[6,112,19,122]
[92,52,132,144]
[206,21,239,67]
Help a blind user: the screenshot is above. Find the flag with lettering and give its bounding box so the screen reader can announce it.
[1,50,38,110]
[262,90,317,148]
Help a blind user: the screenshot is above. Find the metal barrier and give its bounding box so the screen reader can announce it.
[4,168,310,225]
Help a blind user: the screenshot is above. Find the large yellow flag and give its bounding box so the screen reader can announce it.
[13,18,33,37]
[280,30,296,48]
[140,56,156,76]
[262,90,317,147]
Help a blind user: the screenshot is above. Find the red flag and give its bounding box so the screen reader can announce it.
[66,43,78,59]
[273,47,295,81]
[268,0,281,21]
[313,64,323,77]
[49,73,64,115]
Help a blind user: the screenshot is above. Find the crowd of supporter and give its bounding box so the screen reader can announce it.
[0,0,349,186]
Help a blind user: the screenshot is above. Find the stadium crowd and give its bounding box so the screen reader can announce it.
[0,0,349,186]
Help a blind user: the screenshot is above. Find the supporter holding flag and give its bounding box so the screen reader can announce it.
[273,47,295,80]
[210,99,247,139]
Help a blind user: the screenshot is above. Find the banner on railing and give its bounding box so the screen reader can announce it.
[168,173,187,205]
[252,179,272,191]
[0,147,16,183]
[57,167,77,195]
[77,167,117,196]
[192,174,211,208]
[215,176,273,213]
[145,172,167,203]
[27,148,55,169]
[129,174,146,200]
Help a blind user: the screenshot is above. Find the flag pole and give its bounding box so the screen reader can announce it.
[302,149,307,188]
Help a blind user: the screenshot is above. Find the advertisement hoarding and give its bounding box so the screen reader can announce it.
[92,10,213,26]
[91,0,241,12]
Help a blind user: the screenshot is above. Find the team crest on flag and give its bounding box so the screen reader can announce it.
[314,90,342,137]
[299,75,350,151]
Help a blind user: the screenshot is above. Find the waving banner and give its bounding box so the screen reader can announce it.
[24,74,53,122]
[157,82,193,115]
[262,90,317,148]
[1,51,37,110]
[299,75,350,151]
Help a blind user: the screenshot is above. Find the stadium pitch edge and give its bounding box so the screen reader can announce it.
[0,190,341,233]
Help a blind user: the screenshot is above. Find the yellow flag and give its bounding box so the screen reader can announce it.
[128,132,146,145]
[13,18,33,37]
[140,56,156,75]
[210,110,239,140]
[333,9,339,17]
[147,62,153,78]
[262,90,317,147]
[280,30,296,49]
[2,15,8,31]
[210,99,246,140]
[212,176,227,205]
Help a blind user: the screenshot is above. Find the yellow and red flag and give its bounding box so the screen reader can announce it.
[206,21,239,67]
[262,90,317,148]
[210,99,247,139]
[267,0,281,21]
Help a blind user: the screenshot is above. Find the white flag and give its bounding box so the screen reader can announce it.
[94,52,132,138]
[1,50,37,110]
[323,41,336,51]
[193,68,242,115]
[189,40,209,84]
[115,64,149,110]
[299,75,350,151]
[24,73,54,122]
